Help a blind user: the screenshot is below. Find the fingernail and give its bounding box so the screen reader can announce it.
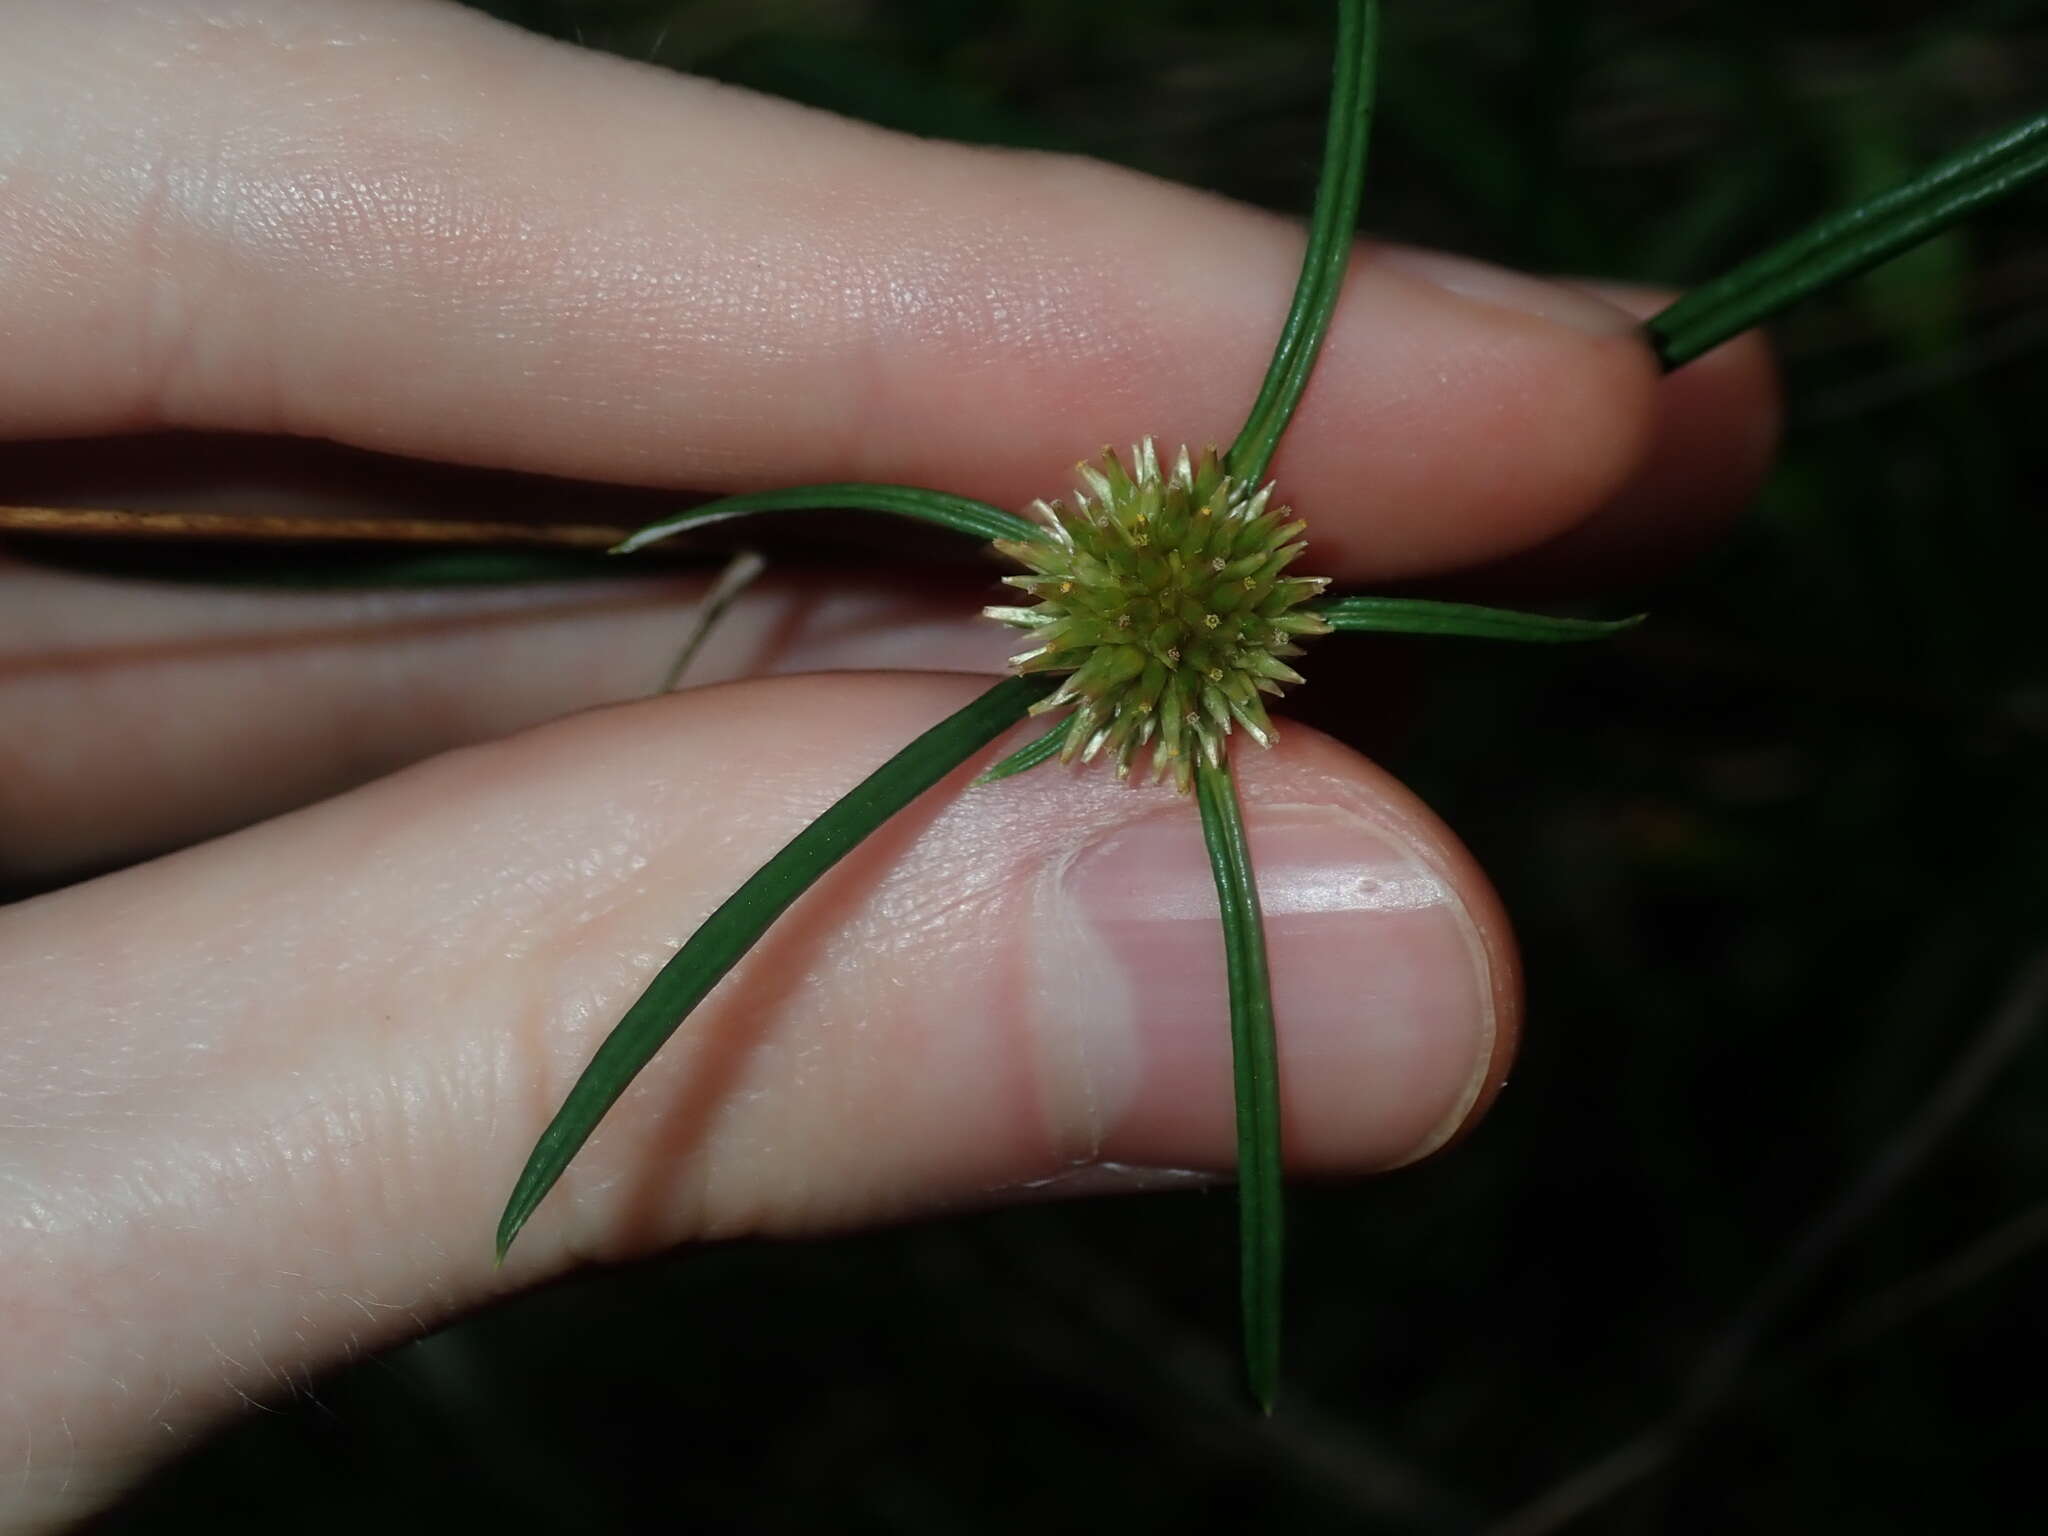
[1046,804,1495,1172]
[1376,244,1637,337]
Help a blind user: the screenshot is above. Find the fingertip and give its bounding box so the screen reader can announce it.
[1476,282,1780,588]
[1264,249,1666,581]
[1041,724,1522,1176]
[1600,280,1784,504]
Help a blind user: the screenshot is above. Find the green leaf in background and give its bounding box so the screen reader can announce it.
[495,673,1054,1260]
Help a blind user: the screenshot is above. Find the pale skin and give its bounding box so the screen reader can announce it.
[0,1,1781,1528]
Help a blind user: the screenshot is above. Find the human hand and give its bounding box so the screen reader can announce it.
[0,1,1776,1526]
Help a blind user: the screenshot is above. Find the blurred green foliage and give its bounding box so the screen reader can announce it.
[100,1,2047,1531]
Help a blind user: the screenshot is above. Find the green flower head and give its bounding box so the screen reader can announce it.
[985,438,1332,791]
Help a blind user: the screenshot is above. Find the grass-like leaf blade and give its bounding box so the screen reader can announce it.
[613,484,1038,553]
[496,672,1054,1261]
[1648,110,2048,371]
[1226,0,1380,490]
[1194,756,1284,1413]
[1315,596,1644,642]
[970,716,1070,785]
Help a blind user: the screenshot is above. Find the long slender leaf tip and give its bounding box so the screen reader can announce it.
[1313,597,1645,642]
[611,483,1039,554]
[495,674,1052,1261]
[971,716,1070,785]
[1195,757,1284,1412]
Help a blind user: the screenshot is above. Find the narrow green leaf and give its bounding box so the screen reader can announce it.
[1648,110,2048,371]
[1226,0,1381,491]
[970,715,1069,786]
[1315,596,1645,642]
[496,673,1054,1261]
[613,483,1039,554]
[1194,755,1283,1414]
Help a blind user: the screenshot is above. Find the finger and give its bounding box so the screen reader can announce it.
[0,671,1515,1525]
[1451,284,1781,592]
[0,557,1012,883]
[0,0,1749,584]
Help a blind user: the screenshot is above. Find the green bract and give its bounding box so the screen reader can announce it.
[986,439,1331,790]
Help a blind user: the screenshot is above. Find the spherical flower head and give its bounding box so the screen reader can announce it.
[985,438,1333,792]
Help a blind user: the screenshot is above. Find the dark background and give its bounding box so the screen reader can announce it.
[91,1,2047,1531]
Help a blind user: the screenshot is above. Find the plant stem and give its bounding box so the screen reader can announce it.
[0,503,640,550]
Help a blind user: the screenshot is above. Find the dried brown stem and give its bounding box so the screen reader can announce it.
[0,504,651,552]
